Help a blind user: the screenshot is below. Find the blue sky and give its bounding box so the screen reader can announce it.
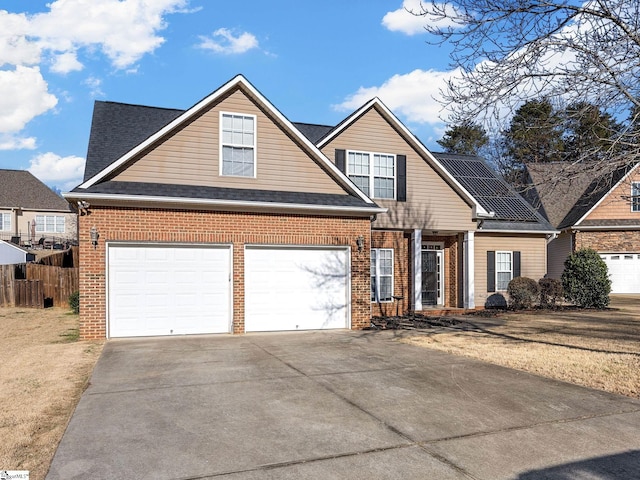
[0,0,462,191]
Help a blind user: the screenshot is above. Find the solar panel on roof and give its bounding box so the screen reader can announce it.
[436,155,541,222]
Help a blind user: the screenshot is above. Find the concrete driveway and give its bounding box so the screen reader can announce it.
[47,330,640,479]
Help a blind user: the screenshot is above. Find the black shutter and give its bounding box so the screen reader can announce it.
[513,251,521,278]
[487,251,496,292]
[397,154,407,202]
[335,149,346,173]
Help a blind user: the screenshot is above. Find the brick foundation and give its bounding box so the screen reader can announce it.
[78,207,371,339]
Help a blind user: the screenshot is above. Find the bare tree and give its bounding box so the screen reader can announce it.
[419,0,640,180]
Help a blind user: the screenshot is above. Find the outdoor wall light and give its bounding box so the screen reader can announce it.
[90,226,99,249]
[356,236,365,252]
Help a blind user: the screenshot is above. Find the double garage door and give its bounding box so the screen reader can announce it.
[108,244,349,338]
[600,253,640,294]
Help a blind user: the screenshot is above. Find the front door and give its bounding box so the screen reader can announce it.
[422,244,444,306]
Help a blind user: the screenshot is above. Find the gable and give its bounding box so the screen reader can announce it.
[582,166,640,224]
[112,87,345,196]
[320,107,475,231]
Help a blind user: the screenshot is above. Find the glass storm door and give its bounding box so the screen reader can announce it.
[422,245,444,306]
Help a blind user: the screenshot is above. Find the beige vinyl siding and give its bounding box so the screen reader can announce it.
[321,107,475,231]
[474,233,547,308]
[115,88,346,195]
[585,170,640,221]
[0,209,77,242]
[547,231,572,279]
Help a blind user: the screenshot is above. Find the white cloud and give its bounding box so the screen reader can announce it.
[0,0,193,150]
[0,66,58,132]
[198,28,259,55]
[50,51,83,74]
[28,152,85,190]
[84,76,105,98]
[31,0,190,70]
[335,68,460,126]
[0,134,37,150]
[382,0,459,35]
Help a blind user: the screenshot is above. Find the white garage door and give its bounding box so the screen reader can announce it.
[108,244,231,337]
[245,247,350,332]
[601,253,640,293]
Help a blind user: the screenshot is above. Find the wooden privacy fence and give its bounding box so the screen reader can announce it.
[0,263,78,308]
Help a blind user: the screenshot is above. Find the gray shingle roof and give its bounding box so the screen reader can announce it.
[433,153,554,230]
[0,169,71,211]
[73,181,376,210]
[526,162,635,229]
[293,123,334,144]
[84,101,183,181]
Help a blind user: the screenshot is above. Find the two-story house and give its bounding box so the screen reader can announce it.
[0,169,77,247]
[66,75,555,339]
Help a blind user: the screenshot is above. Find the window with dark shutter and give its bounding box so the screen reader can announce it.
[487,251,495,292]
[513,251,521,278]
[335,149,346,173]
[397,154,406,202]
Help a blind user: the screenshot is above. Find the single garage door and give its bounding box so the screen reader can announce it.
[108,244,231,337]
[601,253,640,293]
[245,246,350,332]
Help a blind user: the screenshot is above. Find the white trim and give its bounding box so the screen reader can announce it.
[317,97,489,216]
[477,229,559,235]
[63,192,386,216]
[0,239,29,254]
[78,74,374,205]
[421,244,444,306]
[413,229,422,310]
[463,231,475,309]
[574,162,640,226]
[371,247,394,303]
[219,111,257,178]
[346,150,396,200]
[495,250,513,292]
[573,224,640,231]
[0,212,10,231]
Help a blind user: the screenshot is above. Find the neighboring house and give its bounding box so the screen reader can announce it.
[526,162,640,293]
[66,75,555,340]
[0,240,35,265]
[0,169,77,247]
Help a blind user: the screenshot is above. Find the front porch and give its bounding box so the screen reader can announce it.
[371,229,477,317]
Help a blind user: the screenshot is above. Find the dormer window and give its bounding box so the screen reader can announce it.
[347,150,395,199]
[220,112,256,177]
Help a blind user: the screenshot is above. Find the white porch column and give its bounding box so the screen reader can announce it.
[463,231,475,309]
[413,229,422,311]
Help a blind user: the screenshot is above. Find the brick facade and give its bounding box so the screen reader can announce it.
[575,230,640,252]
[78,206,371,339]
[370,231,461,316]
[371,230,410,316]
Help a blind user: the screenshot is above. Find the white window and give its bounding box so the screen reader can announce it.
[0,213,10,231]
[35,215,65,233]
[347,151,395,199]
[632,182,640,212]
[496,251,512,291]
[371,248,393,302]
[220,112,256,177]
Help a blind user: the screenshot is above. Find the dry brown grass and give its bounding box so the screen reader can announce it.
[0,307,103,480]
[403,295,640,399]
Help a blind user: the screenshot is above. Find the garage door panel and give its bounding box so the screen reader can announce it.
[601,253,640,294]
[108,244,231,337]
[245,247,349,332]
